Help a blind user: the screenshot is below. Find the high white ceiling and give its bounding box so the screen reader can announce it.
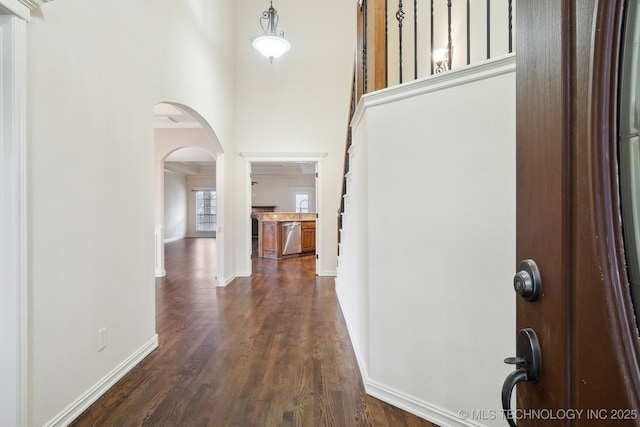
[165,147,214,164]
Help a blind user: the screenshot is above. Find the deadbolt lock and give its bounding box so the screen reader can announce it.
[513,259,541,302]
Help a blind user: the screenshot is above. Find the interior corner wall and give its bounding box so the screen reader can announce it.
[341,57,516,427]
[25,0,236,425]
[164,171,188,242]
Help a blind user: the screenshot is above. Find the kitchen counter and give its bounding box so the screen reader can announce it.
[253,212,316,258]
[252,212,316,222]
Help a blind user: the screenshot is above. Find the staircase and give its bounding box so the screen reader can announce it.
[337,74,356,260]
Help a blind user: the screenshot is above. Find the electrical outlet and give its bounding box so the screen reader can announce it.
[98,327,107,352]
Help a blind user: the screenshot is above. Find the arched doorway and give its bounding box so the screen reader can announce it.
[154,102,225,283]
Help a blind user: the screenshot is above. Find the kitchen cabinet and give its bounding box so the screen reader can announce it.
[252,212,316,259]
[261,221,280,259]
[301,221,316,254]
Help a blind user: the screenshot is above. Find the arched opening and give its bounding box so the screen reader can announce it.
[154,102,225,283]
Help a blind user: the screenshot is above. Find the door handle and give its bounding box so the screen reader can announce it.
[502,328,542,427]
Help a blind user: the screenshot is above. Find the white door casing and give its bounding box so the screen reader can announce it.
[0,1,52,426]
[241,152,326,277]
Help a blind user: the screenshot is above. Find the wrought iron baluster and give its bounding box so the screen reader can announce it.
[414,0,418,80]
[466,0,470,65]
[385,0,389,87]
[430,0,434,75]
[363,0,368,93]
[396,1,405,83]
[508,0,513,53]
[435,0,453,73]
[486,0,491,59]
[446,0,452,70]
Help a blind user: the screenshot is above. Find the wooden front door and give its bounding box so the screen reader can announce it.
[512,1,640,425]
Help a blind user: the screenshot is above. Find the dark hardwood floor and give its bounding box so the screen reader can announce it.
[71,238,436,427]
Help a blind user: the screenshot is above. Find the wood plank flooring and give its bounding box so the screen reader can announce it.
[71,238,436,427]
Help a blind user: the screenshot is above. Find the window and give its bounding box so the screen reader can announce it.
[291,187,314,213]
[296,194,309,213]
[195,190,217,231]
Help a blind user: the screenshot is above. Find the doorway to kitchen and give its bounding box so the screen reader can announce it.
[242,153,325,277]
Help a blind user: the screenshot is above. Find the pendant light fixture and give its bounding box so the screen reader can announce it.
[251,0,291,62]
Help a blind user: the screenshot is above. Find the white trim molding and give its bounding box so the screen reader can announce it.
[240,152,328,162]
[0,0,53,21]
[154,225,166,277]
[240,152,328,277]
[19,0,54,8]
[337,285,479,427]
[366,380,480,427]
[0,2,54,426]
[44,335,159,427]
[0,13,27,427]
[351,53,516,130]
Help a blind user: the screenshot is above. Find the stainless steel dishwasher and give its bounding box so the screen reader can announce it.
[281,222,302,256]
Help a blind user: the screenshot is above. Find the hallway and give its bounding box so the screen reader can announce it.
[71,238,435,426]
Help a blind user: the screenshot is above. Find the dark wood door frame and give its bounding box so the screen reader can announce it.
[577,0,640,411]
[516,0,572,416]
[517,0,640,422]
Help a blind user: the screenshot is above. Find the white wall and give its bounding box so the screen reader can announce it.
[25,0,235,425]
[234,0,356,276]
[164,172,188,242]
[337,56,516,427]
[251,174,315,212]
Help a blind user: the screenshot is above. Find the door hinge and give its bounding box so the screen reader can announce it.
[316,213,319,219]
[316,254,319,259]
[315,172,318,178]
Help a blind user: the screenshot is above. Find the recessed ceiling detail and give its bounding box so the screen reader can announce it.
[154,103,202,129]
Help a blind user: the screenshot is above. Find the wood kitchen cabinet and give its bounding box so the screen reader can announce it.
[261,221,281,259]
[252,212,316,259]
[301,221,316,254]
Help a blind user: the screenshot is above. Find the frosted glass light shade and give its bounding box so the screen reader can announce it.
[252,35,291,62]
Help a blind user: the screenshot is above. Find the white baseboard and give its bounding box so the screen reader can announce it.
[45,334,159,427]
[366,379,481,427]
[217,273,237,287]
[319,270,337,277]
[334,282,369,382]
[335,281,481,427]
[163,236,183,244]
